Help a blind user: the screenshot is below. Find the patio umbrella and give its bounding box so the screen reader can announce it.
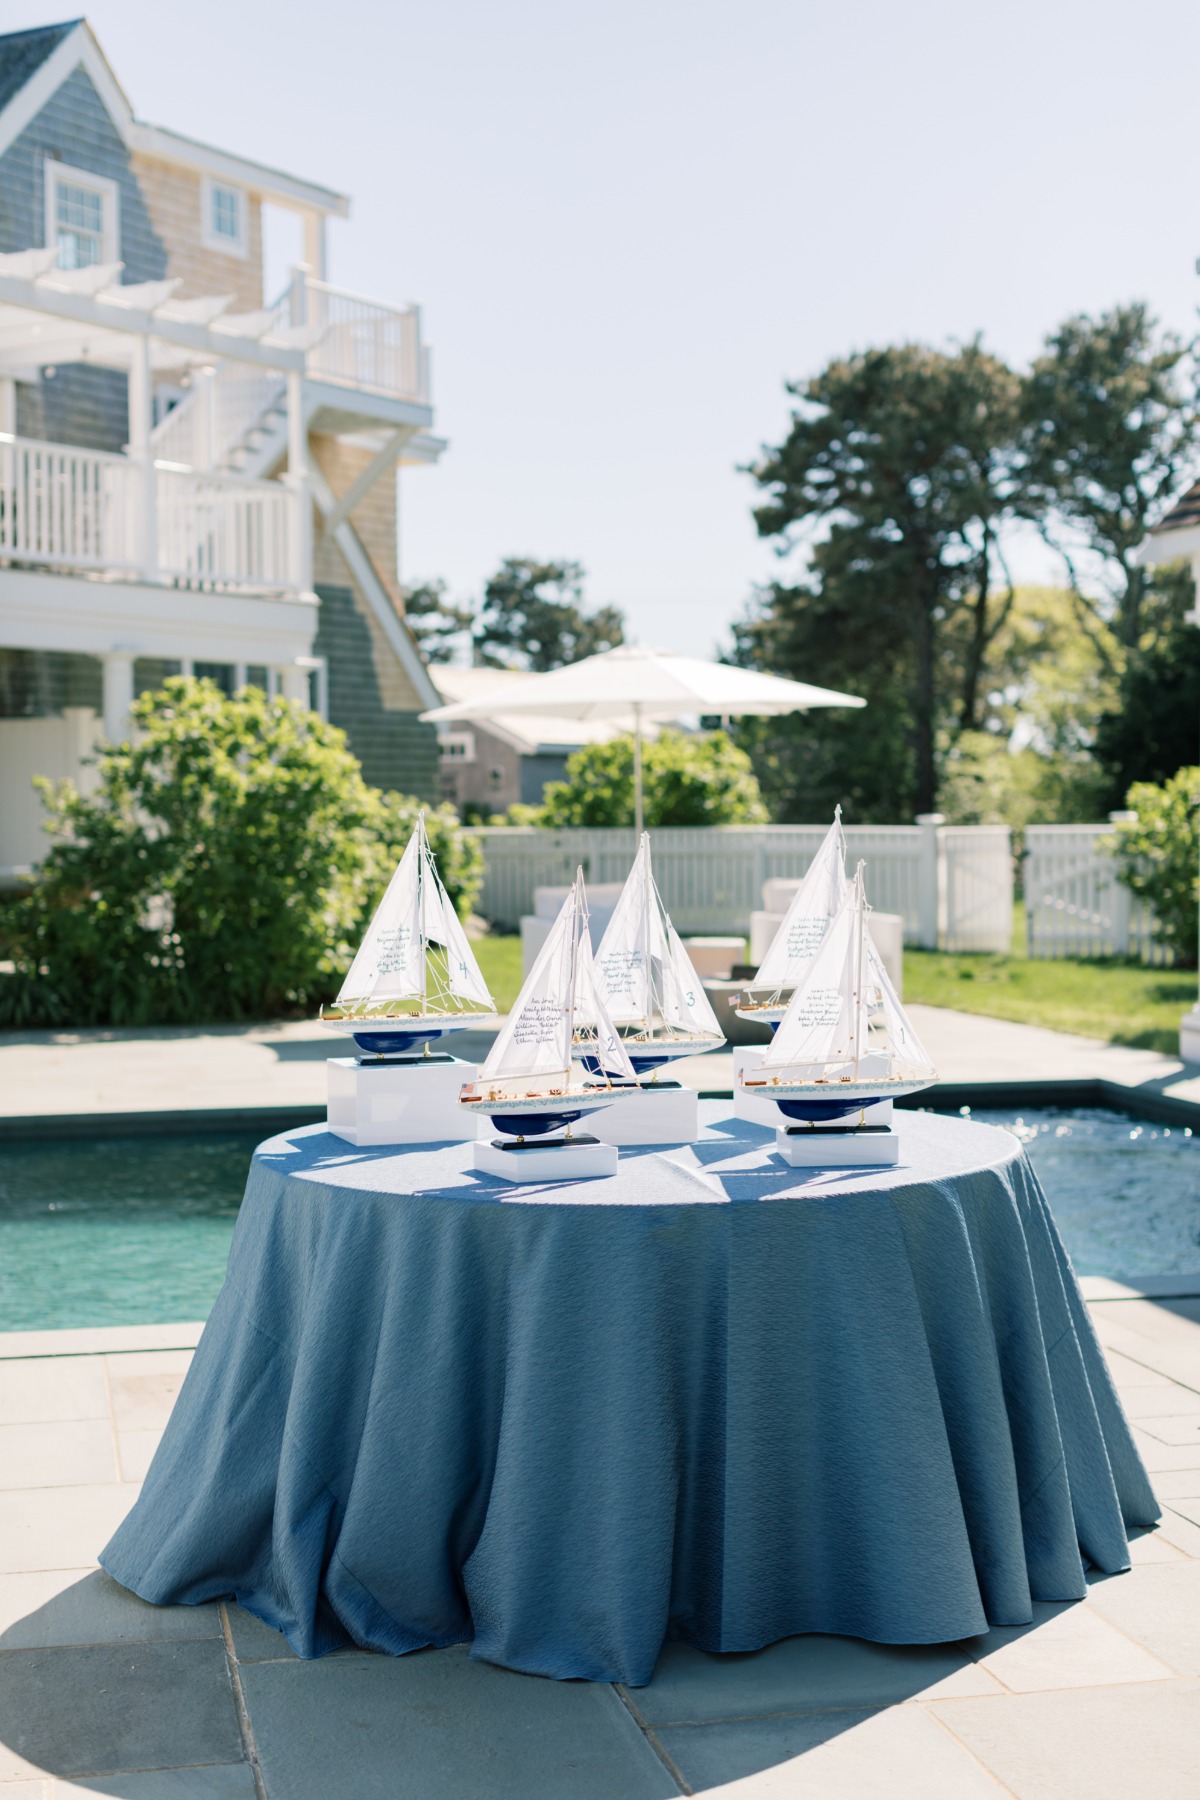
[422,644,865,833]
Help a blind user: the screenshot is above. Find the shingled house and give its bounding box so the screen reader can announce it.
[0,19,442,877]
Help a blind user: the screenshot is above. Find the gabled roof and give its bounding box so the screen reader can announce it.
[0,19,349,217]
[0,20,78,113]
[1150,479,1200,539]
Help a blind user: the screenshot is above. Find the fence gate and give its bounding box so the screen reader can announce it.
[941,826,1014,953]
[1024,823,1167,962]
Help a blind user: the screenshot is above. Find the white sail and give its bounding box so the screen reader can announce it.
[866,934,934,1074]
[759,876,868,1072]
[418,856,495,1011]
[752,809,848,995]
[575,934,638,1079]
[478,882,579,1083]
[593,839,654,1026]
[660,919,723,1037]
[336,830,423,1004]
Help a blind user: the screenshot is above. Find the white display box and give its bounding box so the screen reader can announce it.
[592,1081,699,1146]
[733,1047,893,1130]
[327,1054,480,1146]
[474,1135,617,1183]
[776,1124,899,1168]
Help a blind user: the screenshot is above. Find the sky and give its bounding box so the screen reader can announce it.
[12,0,1200,654]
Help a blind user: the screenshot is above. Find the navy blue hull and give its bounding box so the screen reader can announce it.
[774,1093,888,1123]
[489,1108,589,1138]
[351,1025,447,1057]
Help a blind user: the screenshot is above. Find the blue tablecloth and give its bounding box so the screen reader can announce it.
[102,1107,1158,1685]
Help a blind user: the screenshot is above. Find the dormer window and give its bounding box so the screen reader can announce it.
[202,178,247,257]
[45,162,119,269]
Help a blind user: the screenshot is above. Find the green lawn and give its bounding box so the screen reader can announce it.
[472,933,524,1012]
[904,945,1195,1054]
[473,924,1196,1055]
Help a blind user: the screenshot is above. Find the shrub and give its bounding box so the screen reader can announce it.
[0,678,482,1028]
[533,728,769,828]
[1109,768,1200,967]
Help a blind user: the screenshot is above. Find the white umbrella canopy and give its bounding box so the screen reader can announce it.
[422,645,865,832]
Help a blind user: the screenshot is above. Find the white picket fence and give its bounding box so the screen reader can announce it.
[473,817,1014,952]
[1025,821,1169,961]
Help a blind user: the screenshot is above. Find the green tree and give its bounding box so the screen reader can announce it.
[1093,563,1200,806]
[0,678,482,1029]
[743,340,1023,815]
[403,578,475,661]
[533,729,768,828]
[1019,304,1200,650]
[1108,768,1200,966]
[475,557,624,671]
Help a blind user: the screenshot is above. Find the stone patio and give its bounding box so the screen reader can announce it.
[1,1278,1199,1797]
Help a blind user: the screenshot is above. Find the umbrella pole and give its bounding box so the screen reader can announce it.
[633,704,644,837]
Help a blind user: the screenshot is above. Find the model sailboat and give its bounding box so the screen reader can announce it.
[459,869,635,1139]
[321,812,497,1056]
[588,834,725,1074]
[738,862,937,1122]
[736,809,847,1026]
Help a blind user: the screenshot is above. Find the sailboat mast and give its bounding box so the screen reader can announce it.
[641,834,653,1036]
[852,861,866,1077]
[417,811,428,1017]
[565,869,583,1085]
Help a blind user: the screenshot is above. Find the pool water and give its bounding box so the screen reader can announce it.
[0,1132,260,1331]
[1,1109,1198,1331]
[973,1108,1200,1280]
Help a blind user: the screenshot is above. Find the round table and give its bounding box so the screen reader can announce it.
[101,1106,1158,1686]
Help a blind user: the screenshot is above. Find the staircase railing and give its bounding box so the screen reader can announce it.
[151,366,285,473]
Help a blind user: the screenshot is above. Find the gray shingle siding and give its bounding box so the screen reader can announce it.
[314,585,439,799]
[0,62,167,452]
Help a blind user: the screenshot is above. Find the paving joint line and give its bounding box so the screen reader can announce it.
[613,1683,693,1796]
[220,1600,268,1800]
[919,1698,1023,1797]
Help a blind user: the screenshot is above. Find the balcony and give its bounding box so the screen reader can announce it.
[0,432,299,594]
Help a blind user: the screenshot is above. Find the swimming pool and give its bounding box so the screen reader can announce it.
[1,1108,1198,1331]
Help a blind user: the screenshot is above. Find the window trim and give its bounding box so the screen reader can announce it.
[201,175,249,258]
[44,160,121,268]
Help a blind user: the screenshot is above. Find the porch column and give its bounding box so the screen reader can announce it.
[286,369,312,593]
[0,377,15,435]
[280,664,310,705]
[101,652,136,743]
[303,214,328,283]
[127,335,158,580]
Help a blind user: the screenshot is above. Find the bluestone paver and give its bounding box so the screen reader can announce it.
[633,1634,997,1726]
[49,1768,258,1799]
[237,1646,679,1800]
[0,1640,242,1781]
[0,1568,220,1651]
[657,1701,1008,1796]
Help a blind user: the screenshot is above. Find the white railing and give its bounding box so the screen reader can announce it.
[0,433,134,572]
[0,432,297,594]
[157,467,295,591]
[473,821,1015,950]
[286,272,429,403]
[1025,821,1167,961]
[151,368,284,473]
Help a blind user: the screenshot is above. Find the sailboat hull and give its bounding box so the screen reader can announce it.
[320,1014,496,1059]
[459,1085,618,1140]
[580,1035,718,1076]
[740,1075,937,1122]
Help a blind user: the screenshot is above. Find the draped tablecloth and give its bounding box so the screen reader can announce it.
[101,1107,1158,1686]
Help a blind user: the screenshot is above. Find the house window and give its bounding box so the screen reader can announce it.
[202,178,248,257]
[45,162,119,270]
[439,730,476,764]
